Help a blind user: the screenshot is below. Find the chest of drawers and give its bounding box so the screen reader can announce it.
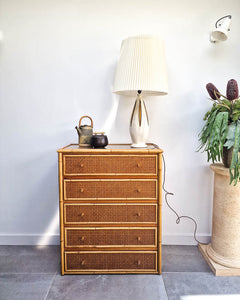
[57,144,163,275]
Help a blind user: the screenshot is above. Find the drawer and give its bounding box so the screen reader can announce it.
[65,251,157,272]
[63,155,157,176]
[64,179,157,200]
[65,227,157,248]
[64,204,157,224]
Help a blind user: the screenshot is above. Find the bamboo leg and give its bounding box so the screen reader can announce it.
[158,153,162,274]
[58,153,64,275]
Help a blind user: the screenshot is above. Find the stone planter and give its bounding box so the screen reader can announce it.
[199,163,240,276]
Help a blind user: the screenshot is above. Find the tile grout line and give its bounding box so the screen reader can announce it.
[161,274,169,300]
[161,271,212,274]
[44,271,57,300]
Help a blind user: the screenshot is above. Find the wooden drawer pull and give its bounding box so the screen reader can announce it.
[137,236,141,241]
[137,163,141,168]
[137,212,141,217]
[80,236,85,241]
[78,212,85,217]
[137,260,141,265]
[80,163,84,167]
[80,188,84,193]
[137,189,141,193]
[81,260,85,265]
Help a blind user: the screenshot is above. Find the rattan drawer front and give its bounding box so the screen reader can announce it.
[63,155,157,176]
[65,227,157,247]
[64,204,157,224]
[64,179,157,200]
[65,251,157,272]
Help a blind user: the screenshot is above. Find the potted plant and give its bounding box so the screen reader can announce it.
[198,79,240,185]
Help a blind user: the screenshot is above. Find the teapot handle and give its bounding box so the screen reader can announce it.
[79,115,93,128]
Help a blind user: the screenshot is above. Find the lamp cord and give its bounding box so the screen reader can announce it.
[162,154,207,245]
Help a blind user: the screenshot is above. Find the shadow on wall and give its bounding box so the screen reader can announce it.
[87,62,119,136]
[16,150,60,242]
[99,93,119,137]
[110,95,135,144]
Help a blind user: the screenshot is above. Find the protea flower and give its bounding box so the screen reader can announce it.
[226,79,239,101]
[206,83,220,100]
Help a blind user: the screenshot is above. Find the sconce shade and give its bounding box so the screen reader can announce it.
[113,35,168,96]
[211,16,232,42]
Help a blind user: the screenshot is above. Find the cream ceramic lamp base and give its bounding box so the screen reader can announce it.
[130,94,149,148]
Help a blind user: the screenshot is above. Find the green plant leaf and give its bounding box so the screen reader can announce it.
[224,140,235,149]
[229,120,240,185]
[198,96,240,185]
[206,112,228,162]
[226,123,237,139]
[198,108,220,153]
[224,123,236,149]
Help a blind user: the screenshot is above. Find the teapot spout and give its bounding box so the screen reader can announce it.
[75,126,81,136]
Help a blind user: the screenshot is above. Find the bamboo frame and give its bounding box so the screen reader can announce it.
[58,143,162,275]
[64,270,158,274]
[158,153,162,274]
[63,203,158,225]
[58,153,64,275]
[63,179,158,200]
[65,250,157,273]
[57,143,163,154]
[64,227,157,248]
[63,154,157,176]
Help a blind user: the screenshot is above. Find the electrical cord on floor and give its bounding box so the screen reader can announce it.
[162,154,208,245]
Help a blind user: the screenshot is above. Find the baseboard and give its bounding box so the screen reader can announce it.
[0,234,60,245]
[0,233,211,246]
[162,234,211,246]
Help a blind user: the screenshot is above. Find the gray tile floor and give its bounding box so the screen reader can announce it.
[0,245,240,300]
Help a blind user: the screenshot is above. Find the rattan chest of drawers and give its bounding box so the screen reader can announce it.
[57,143,163,275]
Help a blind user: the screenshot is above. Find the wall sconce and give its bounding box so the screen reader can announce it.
[210,15,232,43]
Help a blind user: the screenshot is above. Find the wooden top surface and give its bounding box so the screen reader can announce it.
[57,143,163,154]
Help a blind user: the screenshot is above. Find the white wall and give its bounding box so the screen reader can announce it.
[0,0,240,245]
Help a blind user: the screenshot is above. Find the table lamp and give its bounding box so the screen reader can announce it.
[113,35,168,148]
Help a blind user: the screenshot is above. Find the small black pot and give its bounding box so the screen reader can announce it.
[91,132,108,148]
[222,146,233,168]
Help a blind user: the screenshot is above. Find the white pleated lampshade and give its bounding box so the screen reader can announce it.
[113,35,168,96]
